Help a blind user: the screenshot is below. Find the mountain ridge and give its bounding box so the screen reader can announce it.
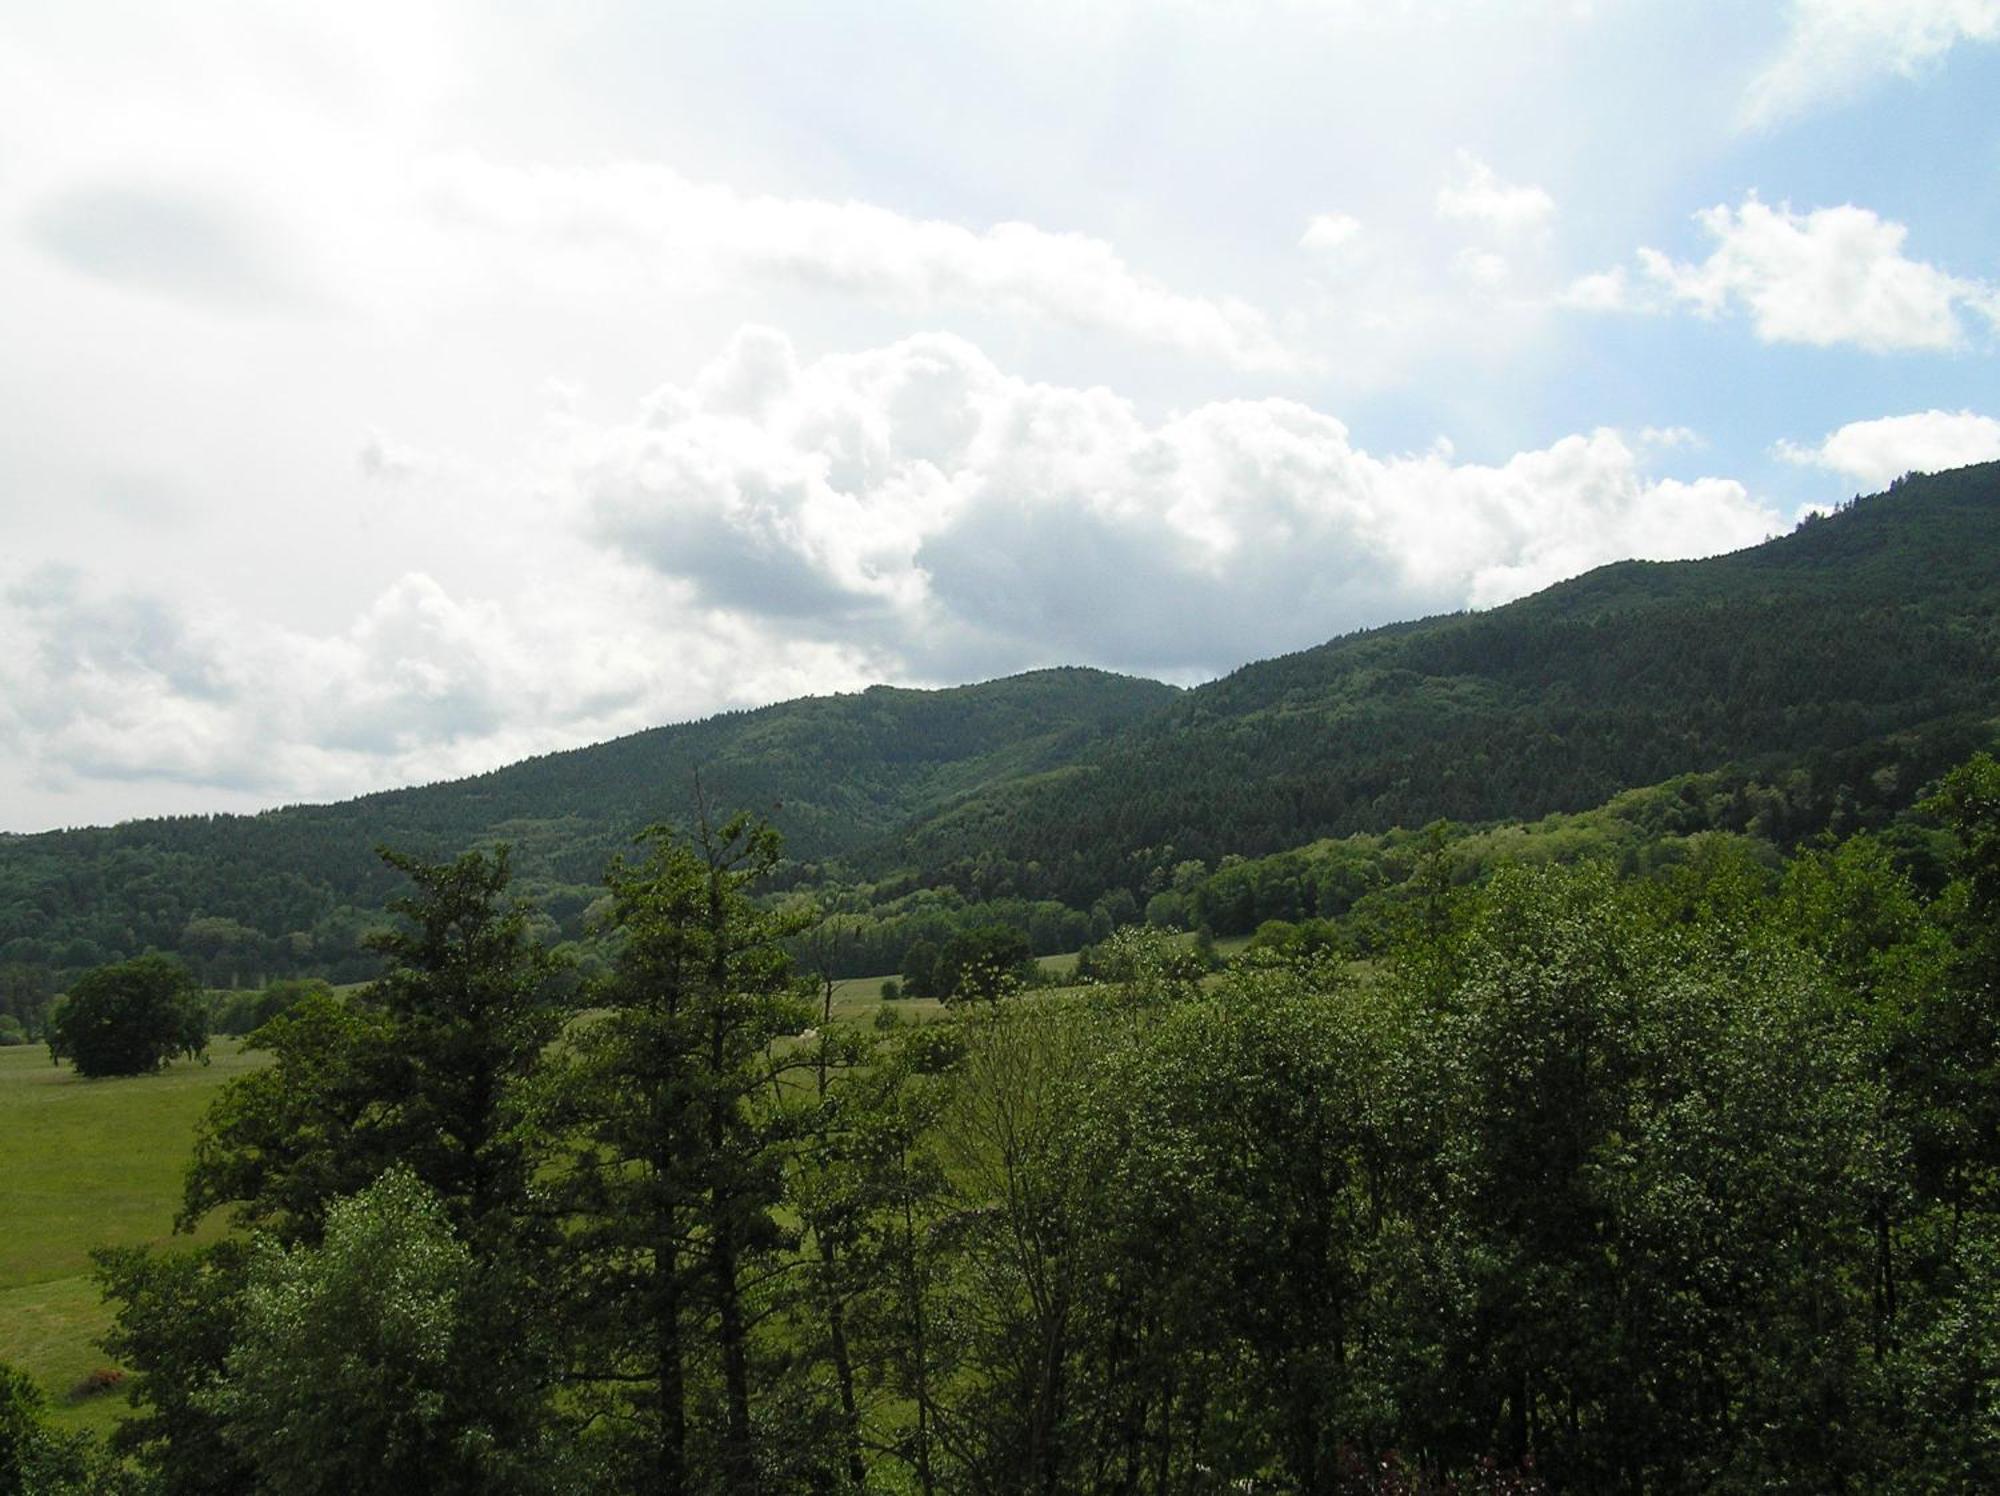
[2,462,1996,982]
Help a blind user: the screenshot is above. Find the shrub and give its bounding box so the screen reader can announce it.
[70,1367,126,1400]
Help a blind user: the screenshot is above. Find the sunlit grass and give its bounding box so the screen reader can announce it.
[0,1038,266,1434]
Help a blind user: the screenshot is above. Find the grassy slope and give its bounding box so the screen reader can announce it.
[0,1041,264,1436]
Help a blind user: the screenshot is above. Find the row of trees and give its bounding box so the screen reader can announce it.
[8,753,2000,1491]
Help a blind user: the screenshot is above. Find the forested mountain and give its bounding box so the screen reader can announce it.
[0,669,1177,983]
[884,463,2000,902]
[2,463,1996,991]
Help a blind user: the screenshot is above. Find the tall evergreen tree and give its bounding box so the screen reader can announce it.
[556,815,815,1493]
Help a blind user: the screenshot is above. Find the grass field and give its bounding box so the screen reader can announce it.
[0,1039,264,1436]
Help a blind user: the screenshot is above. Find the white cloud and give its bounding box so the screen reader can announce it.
[1578,196,1999,351]
[1300,212,1363,256]
[1776,408,2000,487]
[1558,266,1632,312]
[1745,0,2000,127]
[0,323,1784,822]
[575,327,1779,675]
[0,559,885,821]
[420,154,1307,373]
[1435,151,1555,238]
[1638,425,1703,450]
[359,430,424,482]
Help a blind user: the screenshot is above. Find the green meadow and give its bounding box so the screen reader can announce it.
[0,1039,265,1436]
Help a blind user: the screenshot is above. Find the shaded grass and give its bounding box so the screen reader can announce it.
[0,1039,265,1434]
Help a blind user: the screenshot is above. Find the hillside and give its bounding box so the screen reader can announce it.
[2,464,1996,988]
[876,463,2000,902]
[0,668,1178,983]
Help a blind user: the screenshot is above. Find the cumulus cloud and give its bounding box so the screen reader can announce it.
[1572,196,1999,351]
[359,430,424,482]
[0,570,527,795]
[1745,0,2000,127]
[420,155,1306,372]
[1776,409,2000,487]
[574,327,1780,677]
[0,326,1785,819]
[1435,151,1555,238]
[1453,248,1512,287]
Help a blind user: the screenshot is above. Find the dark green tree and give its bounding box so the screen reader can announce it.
[364,845,567,1240]
[130,846,568,1496]
[48,954,206,1077]
[934,924,1034,1003]
[900,938,941,1000]
[91,1243,256,1496]
[179,990,395,1243]
[557,814,815,1493]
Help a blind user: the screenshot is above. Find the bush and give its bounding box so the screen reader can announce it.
[879,979,901,1001]
[70,1367,126,1400]
[0,1014,25,1046]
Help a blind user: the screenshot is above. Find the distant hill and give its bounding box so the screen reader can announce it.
[0,668,1178,981]
[2,462,1996,985]
[873,462,2000,902]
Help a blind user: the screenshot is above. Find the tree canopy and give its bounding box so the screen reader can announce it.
[48,955,207,1077]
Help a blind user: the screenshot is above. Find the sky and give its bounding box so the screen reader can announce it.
[3,0,1999,833]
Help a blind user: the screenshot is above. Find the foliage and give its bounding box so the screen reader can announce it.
[0,669,1176,988]
[207,978,331,1038]
[0,1359,118,1495]
[152,848,570,1490]
[92,1242,254,1496]
[48,955,207,1077]
[886,466,2000,904]
[551,813,817,1491]
[903,923,1036,1001]
[207,1168,531,1496]
[177,991,395,1244]
[50,724,2000,1490]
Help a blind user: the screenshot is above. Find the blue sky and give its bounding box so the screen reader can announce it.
[2,0,1998,831]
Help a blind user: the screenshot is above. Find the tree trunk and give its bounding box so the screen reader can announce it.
[656,1237,686,1496]
[819,1238,867,1489]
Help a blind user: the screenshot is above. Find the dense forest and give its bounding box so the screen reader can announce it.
[0,670,1179,996]
[1,466,1996,1010]
[885,466,2000,902]
[9,749,2000,1493]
